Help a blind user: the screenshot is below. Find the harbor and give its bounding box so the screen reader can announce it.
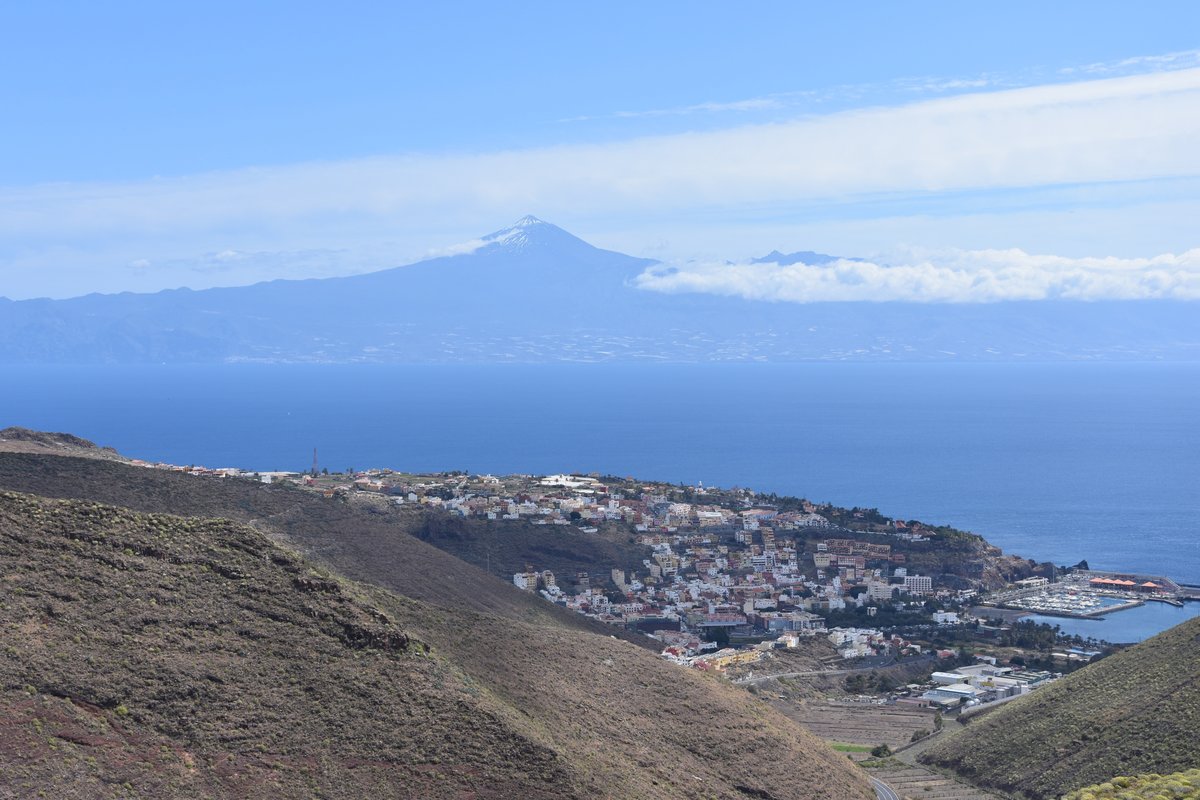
[977,571,1199,643]
[989,572,1189,618]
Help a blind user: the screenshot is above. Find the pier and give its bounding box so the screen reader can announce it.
[979,569,1194,621]
[1010,598,1144,620]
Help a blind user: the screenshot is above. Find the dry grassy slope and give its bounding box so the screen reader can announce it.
[378,592,874,800]
[0,491,574,799]
[0,455,876,800]
[0,452,648,646]
[405,511,653,589]
[920,616,1200,799]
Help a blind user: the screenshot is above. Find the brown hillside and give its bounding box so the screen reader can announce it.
[0,451,645,642]
[0,454,875,799]
[920,614,1200,799]
[0,427,124,460]
[405,511,653,589]
[0,491,574,799]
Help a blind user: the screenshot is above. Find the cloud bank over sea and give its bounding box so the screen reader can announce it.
[635,248,1200,303]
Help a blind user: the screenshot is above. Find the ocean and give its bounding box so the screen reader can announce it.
[4,362,1198,639]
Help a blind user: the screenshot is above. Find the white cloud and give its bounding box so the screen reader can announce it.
[560,49,1200,125]
[563,96,786,122]
[634,248,1200,303]
[1067,48,1200,76]
[423,238,488,258]
[900,77,993,93]
[2,65,1199,298]
[125,246,364,280]
[3,66,1198,239]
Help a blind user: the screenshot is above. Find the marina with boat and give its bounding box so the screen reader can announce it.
[983,571,1192,621]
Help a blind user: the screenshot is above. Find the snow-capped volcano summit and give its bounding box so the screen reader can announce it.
[0,218,1192,364]
[479,214,601,256]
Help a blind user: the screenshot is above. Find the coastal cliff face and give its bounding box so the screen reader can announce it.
[0,427,126,461]
[0,453,875,800]
[977,552,1054,590]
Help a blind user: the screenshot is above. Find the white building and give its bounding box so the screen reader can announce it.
[904,575,933,595]
[513,572,539,591]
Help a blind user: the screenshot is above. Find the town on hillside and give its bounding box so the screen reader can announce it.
[122,458,1198,715]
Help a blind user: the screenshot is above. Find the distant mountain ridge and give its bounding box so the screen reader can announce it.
[1,216,1196,363]
[751,249,864,266]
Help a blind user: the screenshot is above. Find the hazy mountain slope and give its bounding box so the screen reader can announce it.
[751,249,862,266]
[0,491,575,800]
[0,454,876,799]
[0,217,658,363]
[920,615,1200,799]
[1,217,1196,363]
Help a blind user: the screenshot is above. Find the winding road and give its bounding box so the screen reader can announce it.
[871,777,900,800]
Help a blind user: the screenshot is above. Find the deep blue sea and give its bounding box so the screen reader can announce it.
[4,363,1198,639]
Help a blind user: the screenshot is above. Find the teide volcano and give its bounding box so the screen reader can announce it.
[0,216,1195,363]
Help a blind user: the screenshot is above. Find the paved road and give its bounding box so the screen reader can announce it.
[871,777,900,800]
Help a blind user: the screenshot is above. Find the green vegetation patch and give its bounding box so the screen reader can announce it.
[1062,768,1200,800]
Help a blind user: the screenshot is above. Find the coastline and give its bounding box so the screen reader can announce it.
[2,362,1196,586]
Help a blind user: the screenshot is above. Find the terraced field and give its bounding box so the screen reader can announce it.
[778,702,939,750]
[868,764,998,800]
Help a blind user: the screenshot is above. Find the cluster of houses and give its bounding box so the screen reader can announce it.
[131,461,983,669]
[397,473,838,533]
[125,461,1079,706]
[274,468,967,673]
[652,625,928,672]
[513,523,954,660]
[473,482,980,674]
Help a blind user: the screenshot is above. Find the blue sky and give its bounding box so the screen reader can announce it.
[3,1,1200,300]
